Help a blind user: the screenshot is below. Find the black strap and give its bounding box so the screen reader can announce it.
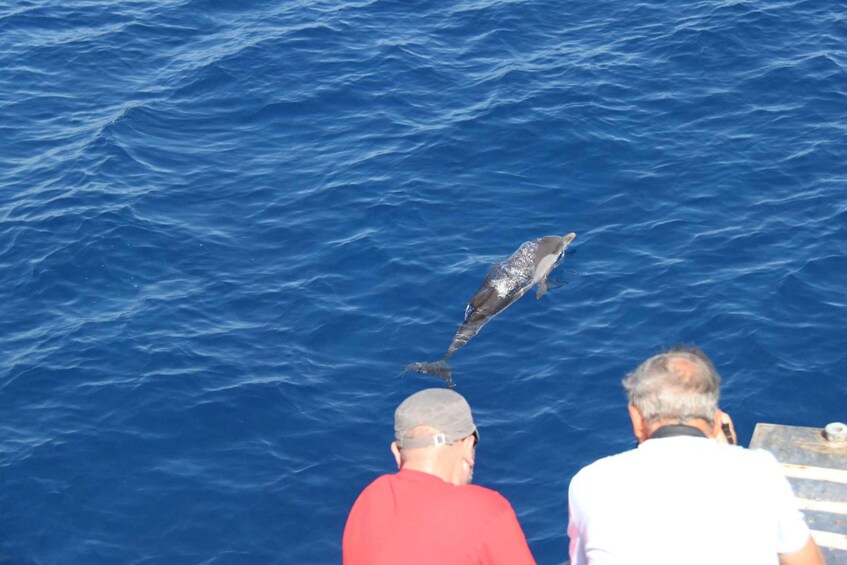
[648,424,707,440]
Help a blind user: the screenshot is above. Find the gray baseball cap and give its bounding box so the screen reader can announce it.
[394,388,479,449]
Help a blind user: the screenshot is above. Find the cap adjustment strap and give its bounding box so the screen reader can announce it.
[398,433,449,450]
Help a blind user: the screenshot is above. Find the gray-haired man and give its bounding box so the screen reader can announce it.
[343,388,535,565]
[567,346,824,565]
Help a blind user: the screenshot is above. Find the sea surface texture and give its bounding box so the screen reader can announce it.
[1,1,845,563]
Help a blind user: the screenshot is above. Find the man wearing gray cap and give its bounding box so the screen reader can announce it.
[343,388,535,565]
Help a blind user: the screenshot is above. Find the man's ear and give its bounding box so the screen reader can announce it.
[710,409,722,439]
[628,405,649,444]
[391,441,402,469]
[462,435,476,467]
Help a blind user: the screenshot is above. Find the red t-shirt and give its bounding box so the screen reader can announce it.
[343,468,536,565]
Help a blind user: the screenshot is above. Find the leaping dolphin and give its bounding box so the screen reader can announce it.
[405,233,576,384]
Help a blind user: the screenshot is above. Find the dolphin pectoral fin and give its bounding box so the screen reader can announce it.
[536,279,548,299]
[546,277,569,290]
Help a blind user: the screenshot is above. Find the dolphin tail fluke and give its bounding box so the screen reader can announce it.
[403,360,454,387]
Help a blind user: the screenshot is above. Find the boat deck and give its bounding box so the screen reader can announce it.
[750,422,847,563]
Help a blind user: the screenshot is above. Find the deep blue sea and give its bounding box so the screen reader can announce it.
[1,1,845,563]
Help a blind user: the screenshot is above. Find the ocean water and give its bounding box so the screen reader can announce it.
[1,1,845,563]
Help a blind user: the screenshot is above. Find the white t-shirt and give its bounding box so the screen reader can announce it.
[568,436,810,565]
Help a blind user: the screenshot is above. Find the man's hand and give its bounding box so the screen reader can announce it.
[714,410,737,445]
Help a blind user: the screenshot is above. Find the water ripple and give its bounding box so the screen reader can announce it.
[1,0,846,563]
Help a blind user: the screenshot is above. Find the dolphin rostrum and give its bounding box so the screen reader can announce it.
[405,233,576,384]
